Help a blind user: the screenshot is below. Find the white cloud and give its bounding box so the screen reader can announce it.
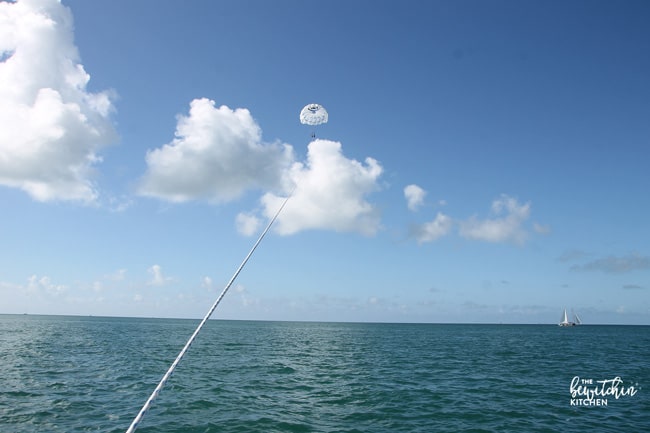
[459,195,530,244]
[27,274,66,296]
[406,194,538,245]
[142,104,385,236]
[137,99,385,236]
[236,212,262,236]
[0,0,116,202]
[411,212,453,243]
[138,98,294,203]
[404,184,426,211]
[259,139,383,236]
[147,264,172,286]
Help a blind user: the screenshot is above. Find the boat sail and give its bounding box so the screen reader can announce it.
[574,313,582,325]
[558,308,581,326]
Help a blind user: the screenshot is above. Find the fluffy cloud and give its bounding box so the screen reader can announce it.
[459,195,530,244]
[404,184,426,211]
[411,194,534,244]
[236,212,262,236]
[0,0,116,202]
[411,212,453,243]
[142,100,384,236]
[138,98,294,203]
[258,139,383,236]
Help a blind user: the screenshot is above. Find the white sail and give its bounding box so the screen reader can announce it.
[560,309,569,324]
[559,308,581,326]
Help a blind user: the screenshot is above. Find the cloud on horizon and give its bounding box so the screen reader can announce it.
[27,274,66,296]
[0,0,116,203]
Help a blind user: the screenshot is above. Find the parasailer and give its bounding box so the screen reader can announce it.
[300,103,328,138]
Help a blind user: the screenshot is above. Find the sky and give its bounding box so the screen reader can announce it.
[1,0,649,324]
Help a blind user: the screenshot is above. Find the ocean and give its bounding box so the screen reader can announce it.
[1,315,648,432]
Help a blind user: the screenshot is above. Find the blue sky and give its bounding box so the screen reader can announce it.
[1,0,649,324]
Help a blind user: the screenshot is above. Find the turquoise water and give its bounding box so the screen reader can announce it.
[1,315,648,432]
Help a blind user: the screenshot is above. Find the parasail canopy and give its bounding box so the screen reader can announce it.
[300,103,328,126]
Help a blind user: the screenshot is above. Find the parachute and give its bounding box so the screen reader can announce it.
[300,103,328,126]
[300,103,328,139]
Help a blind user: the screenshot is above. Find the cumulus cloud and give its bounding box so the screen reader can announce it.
[411,212,453,243]
[236,212,262,236]
[140,100,384,236]
[404,184,426,211]
[138,98,294,203]
[459,195,530,244]
[411,195,534,245]
[0,0,116,202]
[259,139,383,236]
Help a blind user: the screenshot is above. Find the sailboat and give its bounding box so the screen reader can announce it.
[558,308,581,326]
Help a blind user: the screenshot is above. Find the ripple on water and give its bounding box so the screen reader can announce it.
[1,317,648,432]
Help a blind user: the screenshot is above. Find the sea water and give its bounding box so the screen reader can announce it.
[1,315,648,432]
